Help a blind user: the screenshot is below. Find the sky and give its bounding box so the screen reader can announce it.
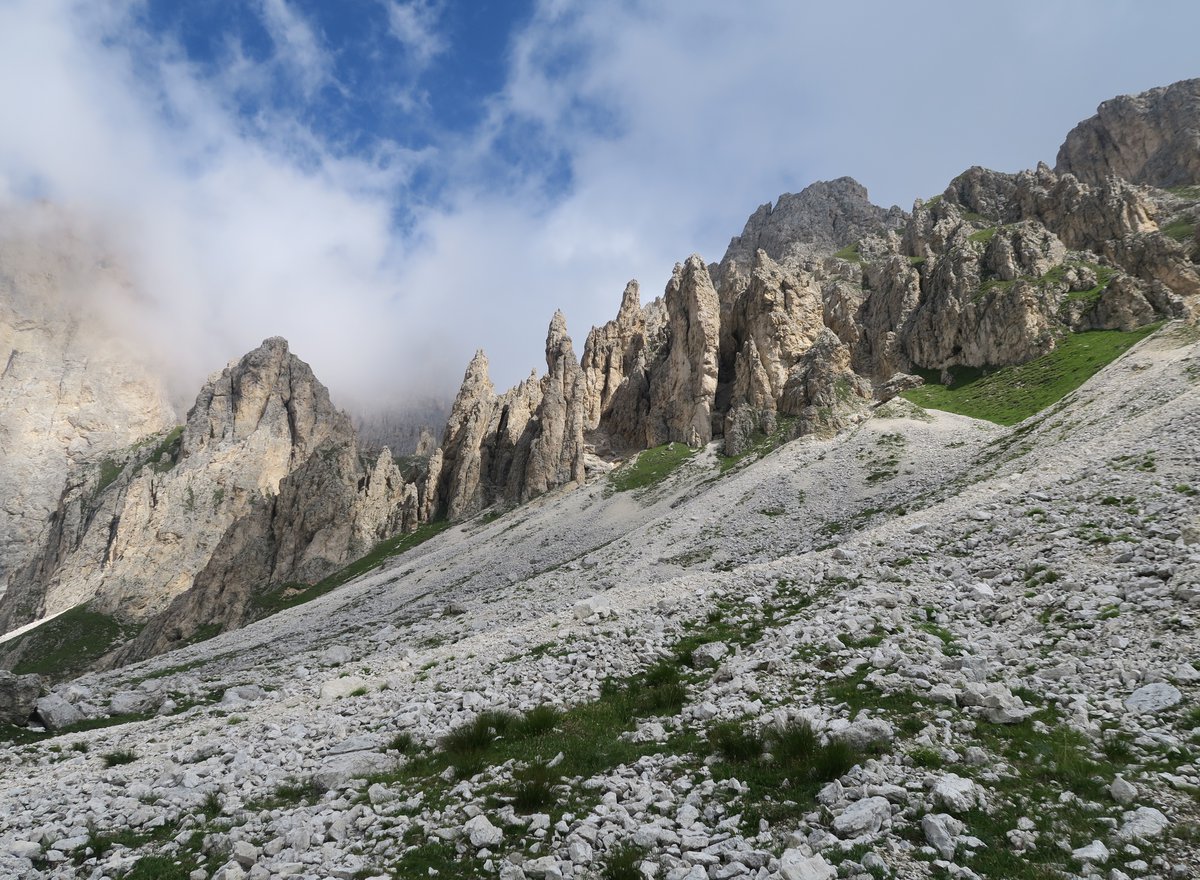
[0,0,1197,411]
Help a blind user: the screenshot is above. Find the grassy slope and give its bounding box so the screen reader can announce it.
[5,604,142,681]
[901,326,1160,426]
[609,443,698,492]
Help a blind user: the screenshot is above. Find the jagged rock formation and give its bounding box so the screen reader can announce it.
[522,312,587,499]
[0,207,176,599]
[434,313,592,519]
[1056,79,1200,187]
[435,106,1198,501]
[0,338,394,637]
[647,256,722,447]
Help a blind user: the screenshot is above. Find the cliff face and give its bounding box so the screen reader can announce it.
[1056,78,1200,188]
[0,208,176,602]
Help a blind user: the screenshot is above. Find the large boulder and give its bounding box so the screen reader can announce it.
[35,693,83,731]
[0,671,42,726]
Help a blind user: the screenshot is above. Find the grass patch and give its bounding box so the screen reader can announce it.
[599,843,649,880]
[249,519,451,615]
[609,443,697,492]
[95,458,124,495]
[968,226,999,244]
[1163,217,1196,243]
[833,242,862,263]
[147,425,184,474]
[900,326,1161,425]
[5,603,143,682]
[706,718,871,831]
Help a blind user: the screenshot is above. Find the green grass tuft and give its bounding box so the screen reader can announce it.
[833,242,862,263]
[708,720,765,763]
[95,458,124,495]
[901,326,1161,425]
[102,749,138,767]
[599,844,648,880]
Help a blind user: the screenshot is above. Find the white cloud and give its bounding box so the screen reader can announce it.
[256,0,333,96]
[382,0,446,72]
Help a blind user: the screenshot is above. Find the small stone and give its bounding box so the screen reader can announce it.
[691,641,729,669]
[1109,776,1137,805]
[778,849,836,880]
[831,796,891,838]
[1116,807,1169,841]
[921,814,960,860]
[931,774,983,813]
[1072,840,1109,864]
[465,815,503,848]
[232,840,259,868]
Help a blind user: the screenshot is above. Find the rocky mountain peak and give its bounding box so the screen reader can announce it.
[1056,78,1200,187]
[719,177,907,282]
[183,336,349,470]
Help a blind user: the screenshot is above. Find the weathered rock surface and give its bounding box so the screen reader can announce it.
[521,312,587,501]
[1056,78,1200,187]
[4,337,433,671]
[718,177,905,285]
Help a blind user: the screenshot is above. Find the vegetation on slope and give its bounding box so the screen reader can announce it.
[901,326,1161,425]
[4,603,142,682]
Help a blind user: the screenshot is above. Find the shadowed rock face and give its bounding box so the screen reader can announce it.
[1056,78,1200,188]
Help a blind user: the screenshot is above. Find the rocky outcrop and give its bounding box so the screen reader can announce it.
[581,281,647,432]
[434,314,590,517]
[0,207,176,601]
[115,434,427,663]
[434,351,499,521]
[647,256,722,447]
[521,312,587,500]
[1056,79,1200,188]
[720,252,832,454]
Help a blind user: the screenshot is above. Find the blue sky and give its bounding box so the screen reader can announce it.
[0,0,1198,409]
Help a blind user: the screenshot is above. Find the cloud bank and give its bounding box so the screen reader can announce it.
[0,0,1197,412]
